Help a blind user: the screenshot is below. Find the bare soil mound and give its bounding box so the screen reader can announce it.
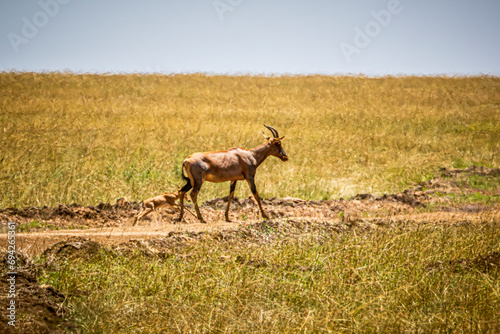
[37,219,350,261]
[0,251,72,334]
[420,165,500,196]
[42,235,108,261]
[438,165,500,177]
[113,218,352,259]
[0,200,139,229]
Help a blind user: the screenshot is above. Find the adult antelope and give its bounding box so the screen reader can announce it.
[179,125,288,223]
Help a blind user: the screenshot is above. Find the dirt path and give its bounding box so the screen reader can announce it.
[3,203,499,255]
[2,220,249,255]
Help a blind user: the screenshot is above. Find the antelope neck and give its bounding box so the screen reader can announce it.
[250,141,272,167]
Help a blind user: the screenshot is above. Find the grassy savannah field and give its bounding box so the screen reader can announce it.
[1,73,500,333]
[1,73,499,207]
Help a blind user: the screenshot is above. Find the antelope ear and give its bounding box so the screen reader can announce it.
[262,132,270,141]
[279,136,285,140]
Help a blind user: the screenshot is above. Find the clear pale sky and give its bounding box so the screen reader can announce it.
[1,0,499,76]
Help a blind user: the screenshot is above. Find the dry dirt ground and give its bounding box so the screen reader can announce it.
[0,166,499,333]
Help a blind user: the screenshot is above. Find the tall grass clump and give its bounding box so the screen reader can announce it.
[1,73,499,207]
[39,219,500,332]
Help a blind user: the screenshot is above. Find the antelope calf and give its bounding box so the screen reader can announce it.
[179,125,288,223]
[133,189,194,226]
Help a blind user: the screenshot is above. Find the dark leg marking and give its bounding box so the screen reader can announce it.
[190,181,206,223]
[178,178,193,221]
[246,177,269,220]
[225,180,237,222]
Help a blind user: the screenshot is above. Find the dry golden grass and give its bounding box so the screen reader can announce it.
[38,219,500,333]
[1,73,499,207]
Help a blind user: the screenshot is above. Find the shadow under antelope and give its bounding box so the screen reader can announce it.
[179,125,288,223]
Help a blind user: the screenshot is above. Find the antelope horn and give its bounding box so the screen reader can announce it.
[264,124,279,138]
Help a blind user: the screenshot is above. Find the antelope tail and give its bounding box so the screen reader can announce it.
[180,162,193,192]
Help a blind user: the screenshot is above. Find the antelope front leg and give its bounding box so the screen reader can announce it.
[190,186,207,224]
[246,177,269,220]
[177,192,187,222]
[225,180,237,222]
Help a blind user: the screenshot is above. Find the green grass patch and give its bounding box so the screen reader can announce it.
[0,220,86,233]
[431,191,500,204]
[16,220,61,233]
[462,174,500,191]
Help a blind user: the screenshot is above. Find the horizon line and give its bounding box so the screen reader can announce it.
[2,69,499,79]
